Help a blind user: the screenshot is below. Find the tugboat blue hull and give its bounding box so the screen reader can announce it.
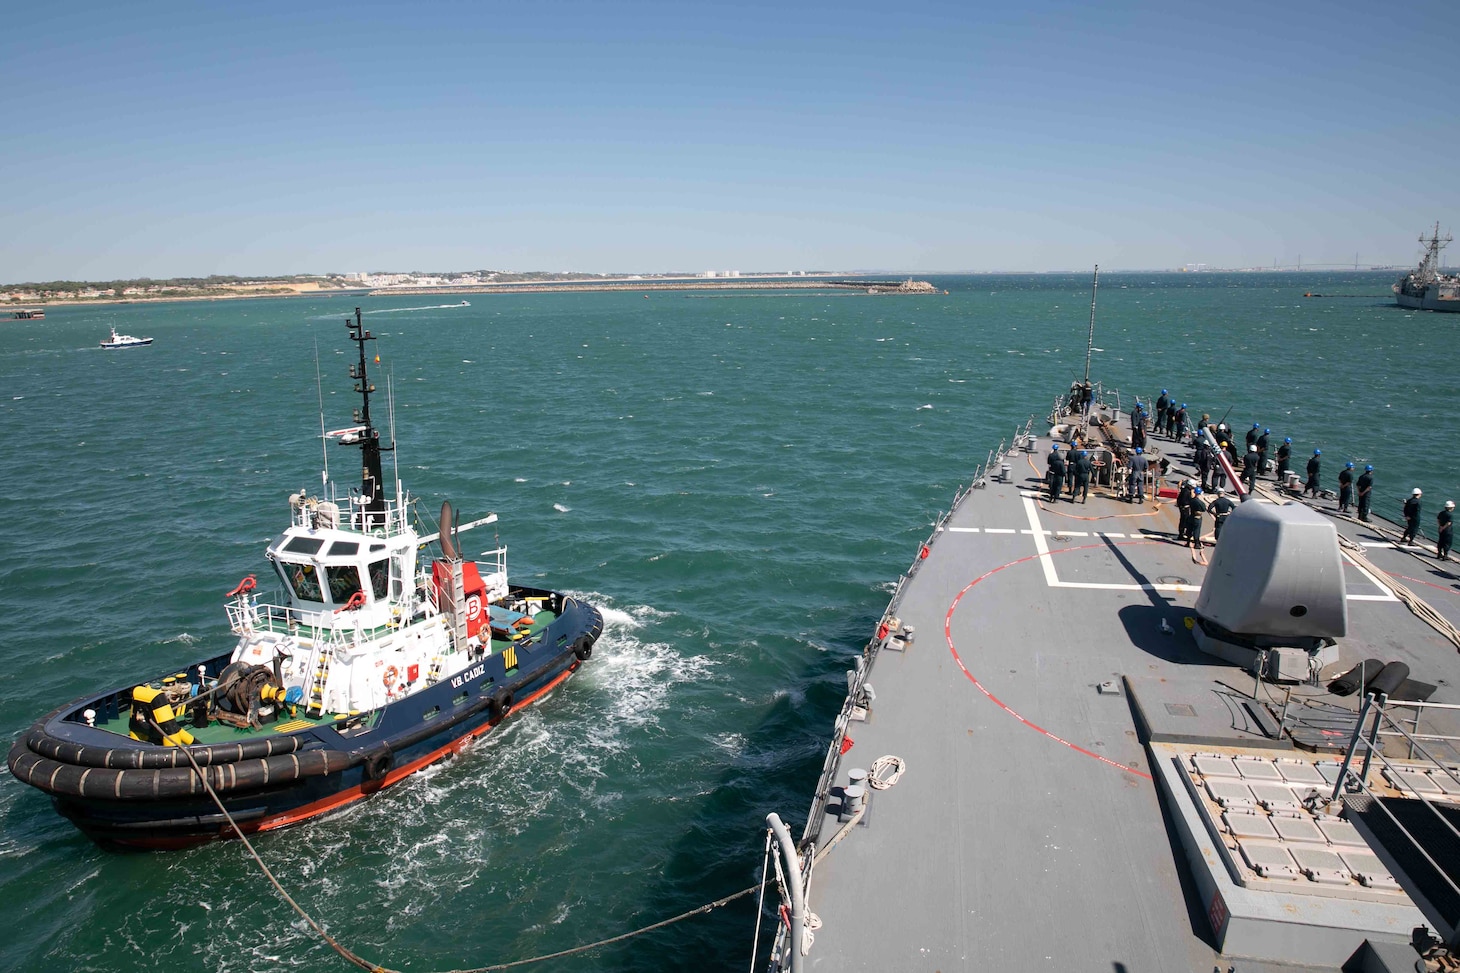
[10,595,602,850]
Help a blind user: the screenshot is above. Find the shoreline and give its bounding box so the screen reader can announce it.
[370,279,939,296]
[9,278,938,309]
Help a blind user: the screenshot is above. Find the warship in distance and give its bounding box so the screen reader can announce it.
[1394,223,1460,312]
[7,310,603,849]
[763,280,1460,971]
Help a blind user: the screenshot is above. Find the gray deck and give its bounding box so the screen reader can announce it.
[794,411,1460,971]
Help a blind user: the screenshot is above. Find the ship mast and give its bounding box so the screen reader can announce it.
[1417,222,1453,284]
[1083,264,1099,386]
[345,308,391,529]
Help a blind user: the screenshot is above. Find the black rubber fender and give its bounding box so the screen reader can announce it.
[363,746,393,782]
[487,688,515,720]
[25,726,304,769]
[7,740,353,800]
[573,637,594,662]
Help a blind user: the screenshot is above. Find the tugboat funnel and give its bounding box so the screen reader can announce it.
[440,500,458,561]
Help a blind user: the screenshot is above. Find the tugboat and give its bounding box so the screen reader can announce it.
[1393,222,1460,312]
[8,310,603,848]
[99,326,153,347]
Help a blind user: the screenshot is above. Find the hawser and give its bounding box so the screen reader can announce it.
[7,309,602,849]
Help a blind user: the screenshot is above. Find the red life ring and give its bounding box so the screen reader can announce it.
[227,575,257,597]
[383,666,399,688]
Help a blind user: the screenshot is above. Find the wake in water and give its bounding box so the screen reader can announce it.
[123,595,717,973]
[365,301,471,314]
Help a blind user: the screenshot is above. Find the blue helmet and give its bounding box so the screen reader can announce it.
[1314,449,1321,455]
[1346,461,1354,468]
[1253,422,1260,428]
[1136,447,1143,454]
[1161,389,1168,394]
[1264,428,1270,434]
[1284,437,1291,443]
[1194,487,1203,494]
[1079,449,1087,456]
[1365,465,1373,471]
[1181,403,1187,408]
[1051,443,1059,451]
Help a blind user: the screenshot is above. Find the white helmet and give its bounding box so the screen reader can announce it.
[1413,488,1423,496]
[1447,500,1456,509]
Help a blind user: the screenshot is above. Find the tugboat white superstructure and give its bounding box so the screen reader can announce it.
[9,309,602,848]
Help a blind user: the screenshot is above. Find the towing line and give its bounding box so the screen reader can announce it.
[153,714,763,972]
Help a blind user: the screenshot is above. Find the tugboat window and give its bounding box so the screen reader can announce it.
[368,558,389,599]
[284,537,325,555]
[289,562,323,602]
[327,565,362,604]
[328,541,360,557]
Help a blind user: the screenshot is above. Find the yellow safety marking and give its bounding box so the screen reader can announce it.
[274,719,315,733]
[503,645,518,670]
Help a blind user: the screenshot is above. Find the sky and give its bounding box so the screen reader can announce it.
[3,0,1458,280]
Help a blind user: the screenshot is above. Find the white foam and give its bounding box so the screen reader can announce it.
[553,503,571,513]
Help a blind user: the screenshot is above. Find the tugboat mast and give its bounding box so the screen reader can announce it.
[346,307,391,528]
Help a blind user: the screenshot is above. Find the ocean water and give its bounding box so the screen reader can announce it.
[0,273,1453,972]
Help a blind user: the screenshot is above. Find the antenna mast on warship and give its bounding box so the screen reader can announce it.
[1083,264,1099,386]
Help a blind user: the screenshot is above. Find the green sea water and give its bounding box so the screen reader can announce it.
[0,273,1454,972]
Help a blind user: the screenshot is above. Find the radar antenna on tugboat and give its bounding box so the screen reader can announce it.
[345,307,392,529]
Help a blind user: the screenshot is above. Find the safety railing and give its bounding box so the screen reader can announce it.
[1328,693,1460,937]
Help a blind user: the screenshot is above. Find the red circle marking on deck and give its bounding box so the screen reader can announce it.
[944,541,1156,781]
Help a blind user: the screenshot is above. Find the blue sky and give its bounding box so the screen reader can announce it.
[3,0,1457,279]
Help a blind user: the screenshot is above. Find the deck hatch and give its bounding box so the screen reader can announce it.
[1234,758,1283,781]
[1249,782,1304,811]
[1204,780,1256,808]
[1193,755,1239,778]
[1223,809,1279,839]
[1316,818,1366,848]
[1236,839,1300,880]
[1270,813,1325,843]
[1289,846,1350,885]
[1338,851,1401,890]
[1276,761,1327,785]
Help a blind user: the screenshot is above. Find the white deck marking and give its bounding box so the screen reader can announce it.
[946,527,980,532]
[1022,495,1199,593]
[1021,495,1061,586]
[1341,551,1400,602]
[984,528,1016,534]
